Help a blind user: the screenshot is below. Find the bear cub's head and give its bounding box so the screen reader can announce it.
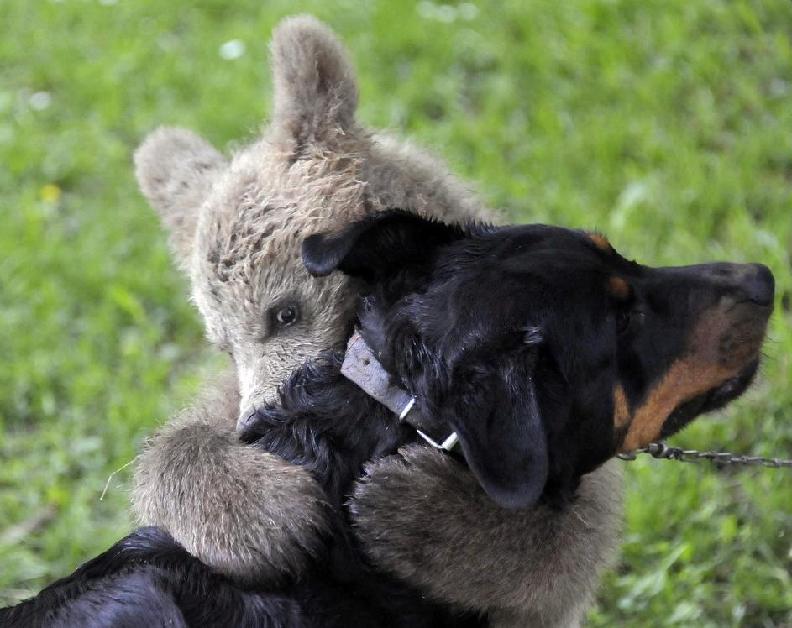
[134,16,490,430]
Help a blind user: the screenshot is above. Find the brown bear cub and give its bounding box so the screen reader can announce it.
[130,15,624,627]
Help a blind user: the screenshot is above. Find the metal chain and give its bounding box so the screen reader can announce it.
[617,442,792,469]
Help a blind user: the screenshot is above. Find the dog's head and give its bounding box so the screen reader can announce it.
[303,211,773,509]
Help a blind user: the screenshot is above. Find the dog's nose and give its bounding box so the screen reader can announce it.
[697,262,775,307]
[738,264,774,306]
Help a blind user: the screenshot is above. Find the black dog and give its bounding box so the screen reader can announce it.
[1,211,773,627]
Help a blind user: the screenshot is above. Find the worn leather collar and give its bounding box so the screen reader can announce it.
[341,331,459,452]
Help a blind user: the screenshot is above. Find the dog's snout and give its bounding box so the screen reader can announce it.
[738,263,774,307]
[692,262,775,307]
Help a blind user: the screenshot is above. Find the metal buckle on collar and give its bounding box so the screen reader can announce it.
[398,396,459,451]
[341,331,460,453]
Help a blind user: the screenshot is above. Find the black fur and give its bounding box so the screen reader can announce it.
[1,526,304,627]
[2,211,772,626]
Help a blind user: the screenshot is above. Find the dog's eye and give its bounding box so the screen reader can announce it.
[271,304,300,328]
[616,311,631,333]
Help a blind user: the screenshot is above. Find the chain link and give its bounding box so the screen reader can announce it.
[617,442,792,468]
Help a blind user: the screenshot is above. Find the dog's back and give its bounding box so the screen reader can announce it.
[0,527,303,628]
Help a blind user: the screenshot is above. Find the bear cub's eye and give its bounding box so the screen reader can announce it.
[271,303,300,329]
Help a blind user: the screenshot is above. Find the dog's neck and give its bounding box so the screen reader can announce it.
[341,331,459,452]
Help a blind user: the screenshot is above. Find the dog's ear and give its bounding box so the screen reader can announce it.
[302,210,466,281]
[444,351,549,509]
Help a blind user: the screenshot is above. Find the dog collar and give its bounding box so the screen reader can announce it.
[341,331,459,452]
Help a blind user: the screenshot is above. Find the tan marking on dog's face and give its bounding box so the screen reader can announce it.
[608,276,630,301]
[619,360,733,451]
[588,233,612,252]
[617,306,764,452]
[613,384,630,429]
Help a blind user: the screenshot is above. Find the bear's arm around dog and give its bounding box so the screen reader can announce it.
[132,369,330,584]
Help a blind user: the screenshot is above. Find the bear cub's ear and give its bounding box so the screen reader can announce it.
[134,127,227,273]
[302,210,466,282]
[269,15,359,146]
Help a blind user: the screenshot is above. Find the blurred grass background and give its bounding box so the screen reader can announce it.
[1,0,791,625]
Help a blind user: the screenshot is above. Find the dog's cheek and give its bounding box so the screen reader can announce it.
[546,382,618,490]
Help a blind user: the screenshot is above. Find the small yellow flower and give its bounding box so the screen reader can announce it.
[40,183,62,203]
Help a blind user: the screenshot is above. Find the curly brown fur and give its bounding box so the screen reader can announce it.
[132,371,328,584]
[352,448,622,628]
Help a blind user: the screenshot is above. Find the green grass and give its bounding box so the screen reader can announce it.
[1,1,791,625]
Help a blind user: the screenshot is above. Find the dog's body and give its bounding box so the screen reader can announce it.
[2,212,773,627]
